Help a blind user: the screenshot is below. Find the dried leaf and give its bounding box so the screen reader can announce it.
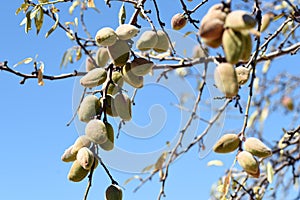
[87,0,95,8]
[45,13,59,38]
[76,48,82,61]
[262,60,271,74]
[37,63,45,86]
[222,171,231,197]
[207,160,224,167]
[124,175,143,185]
[183,31,194,38]
[69,0,80,15]
[119,3,126,25]
[60,49,72,68]
[13,57,33,68]
[141,164,154,173]
[16,3,29,15]
[267,162,274,183]
[154,152,167,171]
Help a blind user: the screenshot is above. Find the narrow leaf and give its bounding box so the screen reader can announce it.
[183,31,194,38]
[118,3,126,25]
[154,152,167,171]
[69,0,80,15]
[141,164,154,173]
[45,13,59,38]
[267,162,274,183]
[25,10,32,33]
[34,6,44,35]
[124,175,143,185]
[16,3,29,15]
[13,57,33,68]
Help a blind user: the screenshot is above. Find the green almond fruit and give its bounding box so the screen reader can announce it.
[122,63,144,88]
[213,134,240,153]
[96,47,110,68]
[100,122,115,151]
[107,39,130,67]
[244,137,272,158]
[237,151,260,178]
[281,96,294,111]
[235,66,250,86]
[61,145,76,162]
[68,160,89,182]
[225,10,257,30]
[203,36,222,48]
[105,184,123,200]
[136,30,158,51]
[95,27,118,47]
[115,24,140,40]
[171,13,187,30]
[85,119,108,145]
[214,63,239,98]
[222,28,243,64]
[114,93,132,121]
[153,30,170,53]
[71,135,92,154]
[130,57,154,76]
[106,71,124,95]
[85,57,96,72]
[80,68,108,88]
[76,147,95,170]
[240,31,252,62]
[101,94,119,117]
[260,12,275,32]
[199,15,224,41]
[78,95,101,123]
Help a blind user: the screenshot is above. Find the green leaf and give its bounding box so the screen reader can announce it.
[207,160,224,167]
[118,3,126,25]
[267,162,274,183]
[13,57,33,68]
[34,6,44,35]
[45,13,59,38]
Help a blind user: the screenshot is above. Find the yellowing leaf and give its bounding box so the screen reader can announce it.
[118,3,126,25]
[262,60,271,74]
[141,164,153,173]
[267,162,274,183]
[25,10,32,33]
[13,57,33,68]
[45,13,59,38]
[207,160,224,167]
[16,3,29,15]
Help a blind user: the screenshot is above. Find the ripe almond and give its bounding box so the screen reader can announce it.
[214,63,239,98]
[244,137,272,158]
[213,134,240,153]
[171,13,187,30]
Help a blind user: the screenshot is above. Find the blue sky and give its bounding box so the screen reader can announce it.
[0,1,299,200]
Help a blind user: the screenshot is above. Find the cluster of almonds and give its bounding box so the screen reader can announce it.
[199,4,256,64]
[213,134,272,178]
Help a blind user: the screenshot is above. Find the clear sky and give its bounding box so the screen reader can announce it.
[0,1,299,200]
